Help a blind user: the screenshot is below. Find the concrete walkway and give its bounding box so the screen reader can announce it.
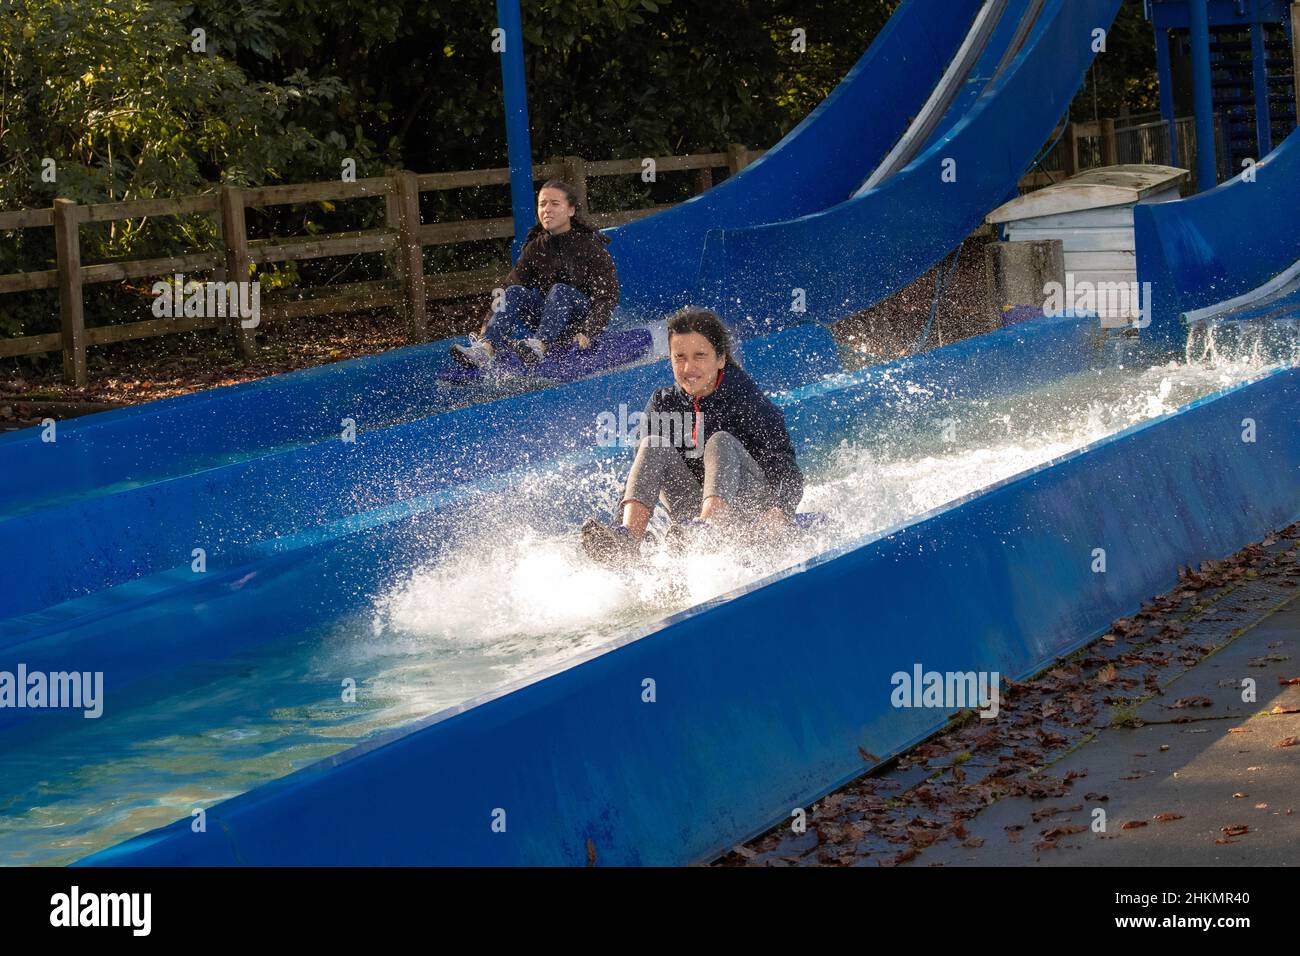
[722,524,1300,867]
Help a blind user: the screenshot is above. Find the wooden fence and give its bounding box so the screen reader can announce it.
[0,146,763,384]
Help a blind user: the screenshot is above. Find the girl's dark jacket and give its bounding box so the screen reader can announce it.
[639,361,804,515]
[491,222,620,340]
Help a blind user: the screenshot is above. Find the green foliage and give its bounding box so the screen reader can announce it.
[1069,0,1159,123]
[0,0,381,339]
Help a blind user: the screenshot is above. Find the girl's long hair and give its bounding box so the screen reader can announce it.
[528,179,609,243]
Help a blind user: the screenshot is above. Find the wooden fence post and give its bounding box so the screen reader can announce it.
[1100,117,1118,166]
[218,185,256,358]
[52,198,87,386]
[1062,123,1079,177]
[1293,4,1300,124]
[726,143,750,175]
[392,170,427,342]
[383,169,402,284]
[693,166,714,194]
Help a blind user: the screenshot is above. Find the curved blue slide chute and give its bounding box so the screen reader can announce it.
[1136,127,1300,350]
[604,0,984,321]
[697,0,1124,336]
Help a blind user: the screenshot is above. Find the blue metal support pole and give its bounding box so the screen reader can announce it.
[496,0,535,261]
[1251,19,1274,158]
[1154,27,1181,166]
[1188,0,1218,190]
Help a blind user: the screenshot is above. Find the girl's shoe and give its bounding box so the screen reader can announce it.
[450,334,493,368]
[510,337,546,365]
[581,519,639,568]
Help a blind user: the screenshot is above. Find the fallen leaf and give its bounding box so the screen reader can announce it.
[1279,677,1300,686]
[1121,820,1148,829]
[886,847,919,866]
[1042,824,1087,838]
[858,746,880,763]
[1097,664,1117,684]
[907,828,941,848]
[1269,705,1300,716]
[1153,812,1183,823]
[1233,792,1249,799]
[1276,736,1298,748]
[1220,824,1249,837]
[1227,727,1251,734]
[1254,803,1268,810]
[1168,696,1212,709]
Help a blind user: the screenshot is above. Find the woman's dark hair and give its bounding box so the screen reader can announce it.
[666,307,738,367]
[536,179,600,234]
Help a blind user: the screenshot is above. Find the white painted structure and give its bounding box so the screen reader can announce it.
[986,165,1188,327]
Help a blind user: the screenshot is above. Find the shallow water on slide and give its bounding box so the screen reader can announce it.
[1,325,1294,864]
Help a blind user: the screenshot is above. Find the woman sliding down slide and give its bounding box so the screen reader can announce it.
[582,308,805,568]
[450,180,620,372]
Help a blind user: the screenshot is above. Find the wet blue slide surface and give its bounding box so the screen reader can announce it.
[81,350,1300,864]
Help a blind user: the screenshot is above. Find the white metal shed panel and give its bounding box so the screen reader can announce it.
[987,165,1188,327]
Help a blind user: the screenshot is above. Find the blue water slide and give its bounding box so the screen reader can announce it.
[603,0,984,320]
[13,0,1296,870]
[697,0,1124,336]
[81,358,1300,866]
[851,0,1039,195]
[1135,127,1300,350]
[0,324,839,622]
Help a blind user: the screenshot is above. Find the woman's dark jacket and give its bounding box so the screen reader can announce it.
[639,362,804,515]
[492,222,620,340]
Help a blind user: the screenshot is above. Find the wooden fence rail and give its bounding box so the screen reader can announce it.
[0,146,761,384]
[2,111,1165,385]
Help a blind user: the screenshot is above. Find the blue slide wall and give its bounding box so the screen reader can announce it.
[1136,127,1300,349]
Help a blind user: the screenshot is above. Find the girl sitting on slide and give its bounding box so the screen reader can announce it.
[450,180,620,370]
[582,307,804,567]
